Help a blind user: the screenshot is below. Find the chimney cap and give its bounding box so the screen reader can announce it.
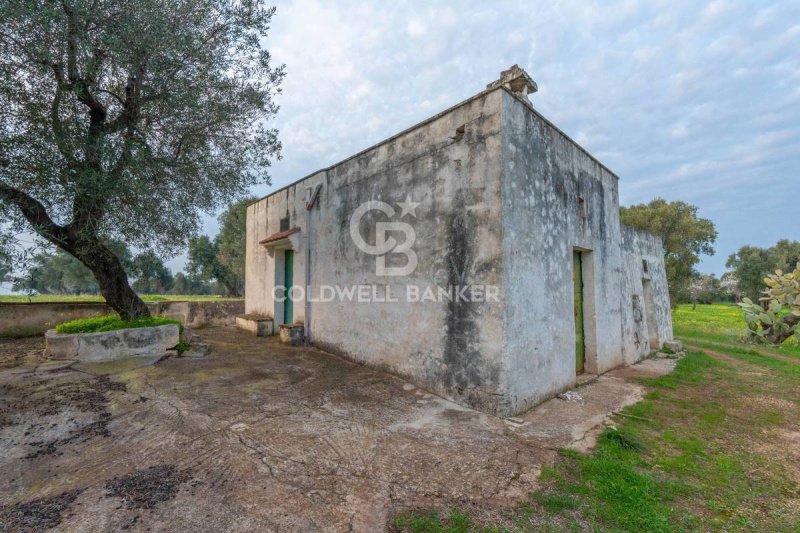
[487,64,538,98]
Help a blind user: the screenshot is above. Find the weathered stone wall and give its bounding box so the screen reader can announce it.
[146,300,244,329]
[619,224,672,362]
[500,91,627,414]
[246,89,508,413]
[245,79,674,417]
[0,302,110,338]
[0,300,244,337]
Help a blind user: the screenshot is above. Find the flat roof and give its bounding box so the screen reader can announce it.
[251,84,620,207]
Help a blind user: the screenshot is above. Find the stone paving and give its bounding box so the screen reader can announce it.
[0,327,673,532]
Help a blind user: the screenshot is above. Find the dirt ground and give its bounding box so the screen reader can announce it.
[0,327,673,532]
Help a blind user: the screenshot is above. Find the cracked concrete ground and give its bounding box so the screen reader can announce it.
[0,327,674,532]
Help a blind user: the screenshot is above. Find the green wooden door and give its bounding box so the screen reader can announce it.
[573,251,585,373]
[283,250,294,324]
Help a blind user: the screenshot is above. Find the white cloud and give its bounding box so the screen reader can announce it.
[669,122,689,140]
[177,0,800,277]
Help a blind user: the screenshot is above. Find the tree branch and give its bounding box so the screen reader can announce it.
[96,88,125,106]
[106,51,147,133]
[49,64,76,165]
[61,0,106,120]
[0,182,70,247]
[62,0,80,84]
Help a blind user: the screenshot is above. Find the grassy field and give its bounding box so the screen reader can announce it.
[674,303,800,358]
[0,294,242,303]
[393,304,800,532]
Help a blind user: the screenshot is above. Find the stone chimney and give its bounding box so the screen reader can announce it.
[486,65,538,100]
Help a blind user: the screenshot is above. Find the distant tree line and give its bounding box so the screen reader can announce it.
[725,240,800,301]
[7,198,253,298]
[620,198,798,307]
[676,240,800,307]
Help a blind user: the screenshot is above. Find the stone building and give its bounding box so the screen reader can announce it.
[244,66,673,417]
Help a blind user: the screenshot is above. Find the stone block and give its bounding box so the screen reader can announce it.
[663,339,683,353]
[45,329,79,359]
[46,324,180,362]
[279,324,304,346]
[236,314,274,336]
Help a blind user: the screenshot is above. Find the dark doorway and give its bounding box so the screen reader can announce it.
[283,249,294,324]
[573,251,585,373]
[642,278,659,350]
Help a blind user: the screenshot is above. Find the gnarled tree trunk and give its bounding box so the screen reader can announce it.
[0,184,150,320]
[69,237,150,320]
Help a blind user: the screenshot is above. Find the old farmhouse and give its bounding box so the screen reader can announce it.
[244,66,673,417]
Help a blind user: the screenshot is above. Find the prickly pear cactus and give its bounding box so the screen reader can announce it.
[738,263,800,344]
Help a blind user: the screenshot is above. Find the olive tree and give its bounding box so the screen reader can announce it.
[726,240,800,300]
[187,196,251,296]
[0,0,283,318]
[620,199,717,306]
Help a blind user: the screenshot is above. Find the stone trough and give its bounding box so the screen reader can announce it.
[235,314,273,337]
[45,324,180,362]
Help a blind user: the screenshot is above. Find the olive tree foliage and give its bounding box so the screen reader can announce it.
[170,271,213,295]
[214,197,251,294]
[130,251,173,294]
[187,197,251,296]
[0,0,283,318]
[620,199,717,306]
[738,264,800,345]
[726,240,800,301]
[0,233,12,282]
[12,238,133,294]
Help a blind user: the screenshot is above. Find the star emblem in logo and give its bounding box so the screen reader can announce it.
[396,195,420,218]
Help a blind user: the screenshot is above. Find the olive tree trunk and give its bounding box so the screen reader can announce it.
[0,184,149,320]
[70,237,150,320]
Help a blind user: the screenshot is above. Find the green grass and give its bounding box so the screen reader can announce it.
[394,510,510,533]
[394,306,800,532]
[55,314,183,334]
[676,337,800,378]
[672,303,747,339]
[673,303,800,358]
[0,294,242,303]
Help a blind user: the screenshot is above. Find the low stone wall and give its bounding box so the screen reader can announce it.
[0,302,110,338]
[0,300,244,337]
[145,301,244,329]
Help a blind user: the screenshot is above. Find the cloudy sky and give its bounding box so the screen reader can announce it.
[191,0,799,276]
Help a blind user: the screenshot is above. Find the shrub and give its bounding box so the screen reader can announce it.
[738,263,800,345]
[55,314,182,334]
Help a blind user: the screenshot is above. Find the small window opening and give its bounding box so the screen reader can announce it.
[451,124,466,141]
[279,216,290,232]
[578,197,586,221]
[642,259,649,273]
